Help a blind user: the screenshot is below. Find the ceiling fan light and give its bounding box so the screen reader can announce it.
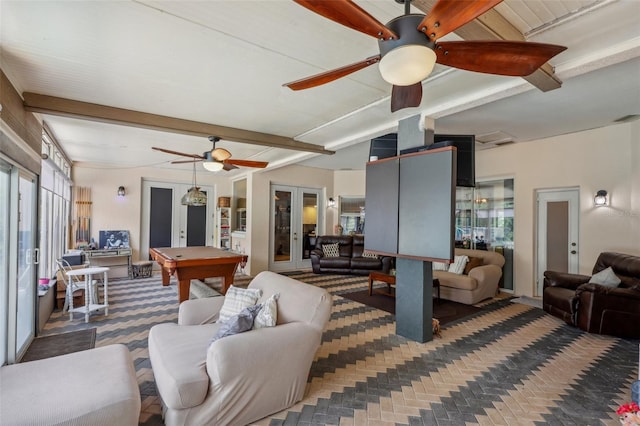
[379,45,436,86]
[202,161,225,172]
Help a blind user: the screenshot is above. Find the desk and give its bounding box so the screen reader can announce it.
[66,266,109,323]
[149,246,247,303]
[84,249,132,279]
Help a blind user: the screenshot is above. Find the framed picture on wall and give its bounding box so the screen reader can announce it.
[99,230,130,249]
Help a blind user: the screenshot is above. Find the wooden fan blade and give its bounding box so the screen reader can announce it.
[171,159,202,164]
[284,55,381,90]
[294,0,396,40]
[223,163,239,171]
[435,41,567,76]
[390,83,422,113]
[211,147,231,161]
[418,0,503,41]
[152,146,204,159]
[224,159,269,168]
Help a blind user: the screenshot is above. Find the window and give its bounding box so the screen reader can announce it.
[455,178,514,290]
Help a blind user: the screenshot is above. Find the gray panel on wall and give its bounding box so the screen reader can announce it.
[364,158,399,255]
[398,149,455,260]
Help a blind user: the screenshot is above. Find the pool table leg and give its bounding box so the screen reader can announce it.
[161,268,171,286]
[221,272,236,295]
[178,279,190,303]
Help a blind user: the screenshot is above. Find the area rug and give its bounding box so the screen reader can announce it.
[511,295,543,309]
[341,289,481,325]
[21,328,96,362]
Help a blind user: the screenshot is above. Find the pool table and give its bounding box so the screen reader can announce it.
[149,246,247,303]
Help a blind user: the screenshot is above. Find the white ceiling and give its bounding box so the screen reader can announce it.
[1,0,639,174]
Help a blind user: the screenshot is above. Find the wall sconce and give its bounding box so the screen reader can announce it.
[327,197,336,208]
[594,190,608,207]
[117,186,126,197]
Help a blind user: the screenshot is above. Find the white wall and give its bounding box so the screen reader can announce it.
[72,165,232,261]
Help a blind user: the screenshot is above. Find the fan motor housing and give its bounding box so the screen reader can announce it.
[378,14,434,57]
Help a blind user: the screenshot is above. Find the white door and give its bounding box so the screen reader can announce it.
[269,185,322,271]
[140,180,215,260]
[536,188,580,296]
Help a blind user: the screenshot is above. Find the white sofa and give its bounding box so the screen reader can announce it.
[434,248,505,305]
[0,344,141,425]
[148,271,332,426]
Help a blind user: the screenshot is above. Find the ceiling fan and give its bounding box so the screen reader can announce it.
[152,136,269,172]
[283,0,567,112]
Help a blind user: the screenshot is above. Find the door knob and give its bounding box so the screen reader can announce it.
[571,242,576,246]
[571,250,577,254]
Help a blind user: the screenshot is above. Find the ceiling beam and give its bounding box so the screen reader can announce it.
[22,92,335,155]
[412,0,562,91]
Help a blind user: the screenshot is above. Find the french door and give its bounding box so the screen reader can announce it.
[269,185,322,271]
[536,188,580,296]
[140,180,215,261]
[1,160,38,364]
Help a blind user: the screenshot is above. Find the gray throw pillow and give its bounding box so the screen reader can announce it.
[211,304,262,343]
[589,266,621,288]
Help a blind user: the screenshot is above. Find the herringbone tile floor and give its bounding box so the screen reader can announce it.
[40,272,639,425]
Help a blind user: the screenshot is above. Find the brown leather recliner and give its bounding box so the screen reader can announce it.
[310,235,393,275]
[543,252,640,338]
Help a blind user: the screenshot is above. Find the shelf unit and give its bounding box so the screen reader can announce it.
[217,207,231,250]
[84,248,132,279]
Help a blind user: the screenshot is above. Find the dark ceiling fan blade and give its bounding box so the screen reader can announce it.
[435,41,567,76]
[224,159,269,168]
[152,146,204,159]
[211,147,231,161]
[171,159,203,164]
[417,0,503,41]
[390,83,422,113]
[284,55,381,90]
[294,0,397,40]
[223,163,239,171]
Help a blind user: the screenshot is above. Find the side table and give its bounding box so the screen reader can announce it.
[66,266,109,323]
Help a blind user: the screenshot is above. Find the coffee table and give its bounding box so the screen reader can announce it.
[368,271,440,301]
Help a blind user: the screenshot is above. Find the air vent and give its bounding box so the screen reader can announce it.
[476,131,514,144]
[613,114,640,123]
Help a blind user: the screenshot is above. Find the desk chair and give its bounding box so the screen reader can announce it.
[56,259,100,312]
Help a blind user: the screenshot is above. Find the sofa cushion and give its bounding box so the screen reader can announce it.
[253,293,279,329]
[589,266,621,288]
[433,261,448,271]
[322,242,340,257]
[351,256,381,270]
[218,286,262,323]
[362,250,378,258]
[212,304,262,342]
[319,256,351,269]
[448,255,469,274]
[433,271,478,291]
[148,322,219,409]
[464,256,483,274]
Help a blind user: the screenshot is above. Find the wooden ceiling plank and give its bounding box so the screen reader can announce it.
[22,92,334,155]
[412,0,562,91]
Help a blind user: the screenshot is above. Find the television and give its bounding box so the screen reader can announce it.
[399,134,476,187]
[368,133,398,161]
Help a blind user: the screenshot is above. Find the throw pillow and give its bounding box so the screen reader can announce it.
[362,250,378,259]
[448,255,469,275]
[211,304,262,343]
[322,242,340,257]
[253,293,279,330]
[589,266,621,288]
[464,257,483,274]
[218,286,262,323]
[433,262,448,271]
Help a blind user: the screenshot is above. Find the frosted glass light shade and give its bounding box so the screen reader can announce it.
[181,187,207,206]
[203,161,224,172]
[379,45,437,86]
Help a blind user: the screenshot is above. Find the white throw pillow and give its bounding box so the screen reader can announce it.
[448,256,469,275]
[433,262,448,271]
[589,266,621,288]
[322,242,340,257]
[253,293,279,330]
[218,286,262,323]
[362,250,378,259]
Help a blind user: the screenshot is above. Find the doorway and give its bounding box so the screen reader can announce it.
[536,188,580,296]
[269,185,322,271]
[140,180,215,260]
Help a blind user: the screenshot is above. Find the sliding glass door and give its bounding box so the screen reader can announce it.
[0,163,10,365]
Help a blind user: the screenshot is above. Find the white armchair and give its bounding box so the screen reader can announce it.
[148,271,332,426]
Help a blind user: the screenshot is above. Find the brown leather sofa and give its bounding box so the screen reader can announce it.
[311,235,393,275]
[543,252,640,338]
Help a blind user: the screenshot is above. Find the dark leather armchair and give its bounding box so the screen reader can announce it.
[543,252,640,338]
[310,235,393,275]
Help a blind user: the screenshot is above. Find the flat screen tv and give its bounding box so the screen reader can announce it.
[399,134,476,187]
[368,133,398,161]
